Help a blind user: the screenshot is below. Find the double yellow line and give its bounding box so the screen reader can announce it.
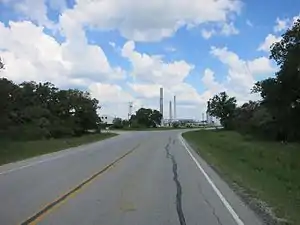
[20,144,140,225]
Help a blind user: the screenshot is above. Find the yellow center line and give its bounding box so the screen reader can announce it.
[19,144,140,225]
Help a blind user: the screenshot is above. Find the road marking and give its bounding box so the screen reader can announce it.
[178,134,244,225]
[0,137,120,176]
[19,144,140,225]
[0,146,97,176]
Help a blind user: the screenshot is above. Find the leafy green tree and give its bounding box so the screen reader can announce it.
[207,92,237,129]
[122,119,130,128]
[130,108,162,128]
[0,78,100,140]
[112,117,123,129]
[0,78,20,138]
[150,109,163,127]
[172,121,180,128]
[0,57,4,70]
[253,18,300,140]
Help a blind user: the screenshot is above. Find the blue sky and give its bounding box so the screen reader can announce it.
[0,0,299,119]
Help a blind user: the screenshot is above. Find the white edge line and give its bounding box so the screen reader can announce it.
[178,134,244,225]
[0,134,121,176]
[0,145,91,176]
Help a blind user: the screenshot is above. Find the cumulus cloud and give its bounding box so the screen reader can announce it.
[274,15,300,33]
[1,0,66,28]
[210,46,275,97]
[89,82,135,118]
[258,34,281,52]
[60,0,242,41]
[0,0,278,120]
[201,29,216,39]
[201,22,239,39]
[0,20,125,87]
[220,22,239,36]
[202,69,225,92]
[121,41,194,86]
[120,41,211,117]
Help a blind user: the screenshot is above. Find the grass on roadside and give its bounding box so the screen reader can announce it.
[0,132,117,166]
[183,130,300,225]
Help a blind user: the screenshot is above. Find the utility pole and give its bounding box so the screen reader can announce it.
[128,102,133,128]
[128,102,133,120]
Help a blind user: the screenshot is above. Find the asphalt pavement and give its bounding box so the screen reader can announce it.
[0,130,263,225]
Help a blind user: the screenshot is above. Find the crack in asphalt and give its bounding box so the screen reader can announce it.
[197,184,223,225]
[165,138,187,225]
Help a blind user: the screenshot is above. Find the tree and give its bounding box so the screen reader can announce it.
[0,79,101,140]
[207,92,237,129]
[130,108,162,128]
[0,57,4,70]
[112,117,123,129]
[253,18,300,140]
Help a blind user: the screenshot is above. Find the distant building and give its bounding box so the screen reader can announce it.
[100,115,114,125]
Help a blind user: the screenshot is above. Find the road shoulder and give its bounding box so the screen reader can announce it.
[179,131,264,225]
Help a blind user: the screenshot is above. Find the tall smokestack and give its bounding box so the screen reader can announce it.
[169,101,172,121]
[160,88,164,124]
[173,95,176,120]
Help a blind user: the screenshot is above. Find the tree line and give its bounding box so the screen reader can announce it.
[112,108,162,129]
[0,77,100,141]
[207,19,300,141]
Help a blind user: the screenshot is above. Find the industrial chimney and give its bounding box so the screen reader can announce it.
[160,88,164,124]
[173,95,176,120]
[169,101,172,122]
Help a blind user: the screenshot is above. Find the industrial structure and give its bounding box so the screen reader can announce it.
[169,101,172,121]
[173,95,176,120]
[158,87,220,127]
[159,88,164,123]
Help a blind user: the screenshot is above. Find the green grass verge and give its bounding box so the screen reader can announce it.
[0,133,117,166]
[183,130,300,225]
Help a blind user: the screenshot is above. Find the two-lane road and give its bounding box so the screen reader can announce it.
[0,130,263,225]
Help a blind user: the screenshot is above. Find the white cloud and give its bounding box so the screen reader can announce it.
[128,83,162,99]
[201,29,216,39]
[109,42,116,48]
[122,40,208,117]
[210,46,275,94]
[201,22,238,39]
[202,69,225,92]
[274,15,300,33]
[89,82,135,118]
[1,0,66,28]
[165,47,176,52]
[1,0,278,120]
[220,22,239,36]
[258,34,281,52]
[0,20,125,86]
[274,18,289,33]
[60,0,242,41]
[247,57,275,74]
[246,20,253,27]
[121,41,194,86]
[89,82,134,104]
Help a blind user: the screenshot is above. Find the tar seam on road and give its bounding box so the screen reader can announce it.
[178,134,244,225]
[19,144,141,225]
[165,138,187,225]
